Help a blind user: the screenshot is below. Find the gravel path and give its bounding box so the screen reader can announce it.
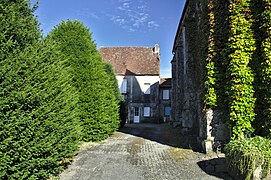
[59,123,234,180]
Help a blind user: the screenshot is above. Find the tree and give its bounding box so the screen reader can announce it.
[0,1,81,178]
[0,0,40,61]
[46,20,120,141]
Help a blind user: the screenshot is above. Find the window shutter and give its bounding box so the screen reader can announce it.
[121,79,127,93]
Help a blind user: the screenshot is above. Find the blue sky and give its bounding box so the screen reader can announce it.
[31,0,185,77]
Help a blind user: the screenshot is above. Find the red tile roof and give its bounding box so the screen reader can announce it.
[99,46,160,76]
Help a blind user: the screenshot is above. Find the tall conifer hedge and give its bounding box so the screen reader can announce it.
[1,1,120,178]
[46,20,120,141]
[0,1,82,176]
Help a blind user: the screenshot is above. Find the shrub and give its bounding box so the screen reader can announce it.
[104,63,123,102]
[46,20,120,141]
[0,38,81,179]
[225,137,271,179]
[0,1,120,178]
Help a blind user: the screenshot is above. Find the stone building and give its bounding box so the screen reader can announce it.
[171,0,230,153]
[99,45,161,123]
[159,78,171,123]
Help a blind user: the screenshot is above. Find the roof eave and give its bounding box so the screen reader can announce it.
[172,0,189,54]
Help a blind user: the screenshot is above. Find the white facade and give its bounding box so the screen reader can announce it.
[116,75,160,123]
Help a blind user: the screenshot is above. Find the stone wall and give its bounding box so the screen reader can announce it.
[171,0,230,153]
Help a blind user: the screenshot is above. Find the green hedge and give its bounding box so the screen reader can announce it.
[0,1,121,178]
[46,20,120,141]
[0,38,82,179]
[225,137,271,179]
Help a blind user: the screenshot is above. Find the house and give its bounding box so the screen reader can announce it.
[171,0,230,153]
[159,78,171,123]
[99,45,161,123]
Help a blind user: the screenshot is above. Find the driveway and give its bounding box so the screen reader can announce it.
[60,123,233,180]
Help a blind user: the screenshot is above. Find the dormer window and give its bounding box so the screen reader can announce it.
[144,83,151,94]
[120,79,127,94]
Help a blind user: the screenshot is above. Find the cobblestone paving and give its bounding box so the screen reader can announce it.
[60,124,233,180]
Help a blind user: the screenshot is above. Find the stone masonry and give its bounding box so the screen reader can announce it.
[171,0,230,153]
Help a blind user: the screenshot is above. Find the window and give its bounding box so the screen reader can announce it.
[144,107,151,117]
[134,107,139,116]
[120,79,127,93]
[162,89,170,100]
[144,83,151,94]
[164,106,171,116]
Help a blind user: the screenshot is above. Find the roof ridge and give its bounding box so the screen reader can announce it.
[99,46,153,49]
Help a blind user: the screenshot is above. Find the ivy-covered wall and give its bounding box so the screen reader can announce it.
[253,0,271,137]
[205,0,271,139]
[172,0,271,152]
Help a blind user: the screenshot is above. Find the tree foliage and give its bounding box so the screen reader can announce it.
[46,20,120,141]
[0,1,120,178]
[0,40,81,179]
[0,0,40,60]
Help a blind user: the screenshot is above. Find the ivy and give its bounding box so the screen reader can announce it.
[205,0,217,107]
[226,0,256,139]
[258,0,271,136]
[205,0,230,110]
[205,0,261,139]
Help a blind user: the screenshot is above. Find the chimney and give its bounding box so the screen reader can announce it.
[154,43,160,54]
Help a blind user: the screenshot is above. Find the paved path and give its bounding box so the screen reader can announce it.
[60,123,233,180]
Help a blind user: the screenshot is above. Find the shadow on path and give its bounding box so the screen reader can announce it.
[118,123,201,152]
[197,158,235,180]
[118,123,235,180]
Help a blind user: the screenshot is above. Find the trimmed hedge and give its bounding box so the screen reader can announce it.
[46,20,120,141]
[1,1,121,178]
[0,38,82,179]
[104,63,123,102]
[225,137,271,179]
